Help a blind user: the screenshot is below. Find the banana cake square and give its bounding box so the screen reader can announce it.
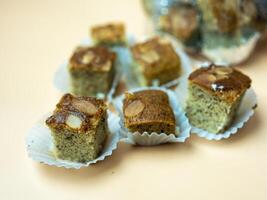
[68,46,116,97]
[130,37,181,86]
[185,64,251,133]
[46,94,108,163]
[123,90,176,134]
[91,22,126,46]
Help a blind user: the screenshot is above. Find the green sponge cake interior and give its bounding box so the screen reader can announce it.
[69,46,116,97]
[46,94,108,163]
[185,65,251,133]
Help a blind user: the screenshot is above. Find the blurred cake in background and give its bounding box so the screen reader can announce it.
[142,0,267,65]
[91,22,126,46]
[158,3,202,50]
[130,37,181,86]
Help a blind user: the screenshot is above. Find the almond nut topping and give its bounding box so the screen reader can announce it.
[81,51,95,64]
[101,60,112,71]
[216,74,229,81]
[125,100,145,117]
[158,38,170,45]
[196,73,216,83]
[140,50,160,63]
[72,99,98,115]
[66,114,82,129]
[207,74,217,82]
[214,67,233,75]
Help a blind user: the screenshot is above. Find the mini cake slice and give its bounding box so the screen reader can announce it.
[69,46,116,97]
[185,64,251,133]
[130,37,181,86]
[46,94,108,163]
[158,4,200,43]
[91,22,126,46]
[123,90,176,134]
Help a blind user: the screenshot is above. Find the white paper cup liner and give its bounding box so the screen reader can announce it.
[113,87,191,146]
[26,112,120,169]
[175,76,258,140]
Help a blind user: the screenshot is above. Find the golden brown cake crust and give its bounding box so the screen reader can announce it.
[188,64,251,103]
[69,46,116,71]
[46,94,107,133]
[123,90,175,127]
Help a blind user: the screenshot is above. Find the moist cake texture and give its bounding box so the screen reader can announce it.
[69,46,116,97]
[46,94,108,163]
[123,90,176,135]
[185,64,251,133]
[130,37,181,86]
[91,22,126,45]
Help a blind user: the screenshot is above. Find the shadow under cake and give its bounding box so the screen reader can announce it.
[91,22,126,46]
[185,64,251,134]
[68,46,116,97]
[130,37,182,86]
[123,90,176,134]
[46,94,108,163]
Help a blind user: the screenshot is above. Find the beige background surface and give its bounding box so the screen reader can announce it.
[1,0,267,199]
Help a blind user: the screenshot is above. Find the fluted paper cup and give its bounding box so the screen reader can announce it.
[113,87,191,146]
[26,112,120,169]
